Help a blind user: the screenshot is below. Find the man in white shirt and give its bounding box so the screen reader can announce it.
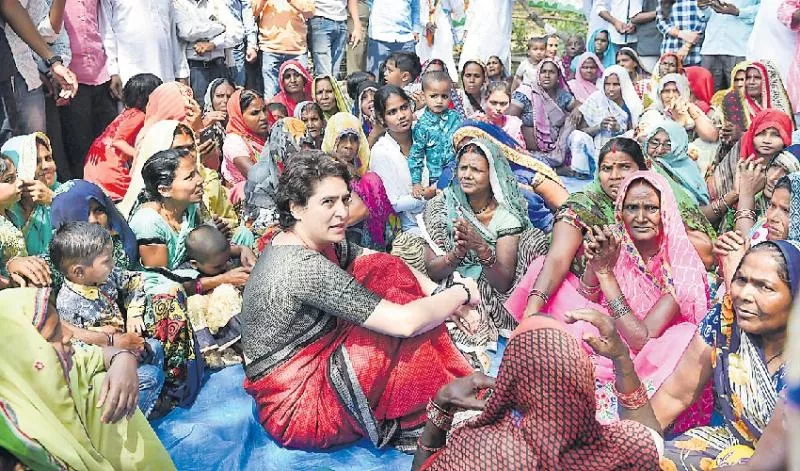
[174,0,243,107]
[101,0,189,85]
[309,0,362,77]
[597,0,641,49]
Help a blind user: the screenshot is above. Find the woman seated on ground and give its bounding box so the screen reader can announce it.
[240,150,478,450]
[719,61,794,149]
[271,60,313,117]
[570,65,643,177]
[0,154,52,290]
[411,317,663,471]
[642,52,683,106]
[508,171,711,423]
[508,58,578,168]
[294,101,326,149]
[583,29,617,69]
[454,59,487,119]
[369,86,427,235]
[511,138,646,333]
[451,120,568,231]
[616,47,650,99]
[1,132,61,256]
[485,55,509,85]
[482,81,524,146]
[568,52,603,104]
[737,172,798,246]
[709,109,800,233]
[313,75,351,120]
[222,89,269,191]
[580,239,798,468]
[83,73,163,201]
[200,77,236,171]
[321,112,398,251]
[637,74,719,144]
[394,137,549,368]
[710,61,748,114]
[353,79,378,137]
[0,288,177,471]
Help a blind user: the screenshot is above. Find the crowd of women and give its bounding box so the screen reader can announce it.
[0,28,800,471]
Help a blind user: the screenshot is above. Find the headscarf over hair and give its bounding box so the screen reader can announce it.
[650,53,684,85]
[422,317,661,470]
[271,60,312,117]
[321,112,370,175]
[614,171,710,324]
[0,288,177,471]
[685,66,713,113]
[567,52,603,102]
[1,132,60,255]
[226,89,267,155]
[353,80,379,135]
[724,61,795,132]
[580,65,643,132]
[646,120,710,205]
[292,100,314,119]
[586,29,618,68]
[261,117,308,171]
[312,75,352,120]
[441,138,532,278]
[787,172,800,242]
[739,108,793,159]
[616,47,647,77]
[655,73,691,111]
[138,82,193,145]
[118,120,182,217]
[712,60,749,109]
[202,77,230,113]
[763,240,800,296]
[51,180,138,262]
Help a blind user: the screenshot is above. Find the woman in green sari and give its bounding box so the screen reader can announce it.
[0,287,175,470]
[1,132,61,256]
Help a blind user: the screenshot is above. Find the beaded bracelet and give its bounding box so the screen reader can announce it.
[527,289,549,305]
[451,281,471,306]
[426,399,453,431]
[734,209,757,223]
[606,294,632,320]
[416,437,443,453]
[613,382,649,409]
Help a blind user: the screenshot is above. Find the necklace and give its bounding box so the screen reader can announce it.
[475,199,496,215]
[766,350,783,365]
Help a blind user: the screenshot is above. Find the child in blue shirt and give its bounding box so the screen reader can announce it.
[409,70,463,197]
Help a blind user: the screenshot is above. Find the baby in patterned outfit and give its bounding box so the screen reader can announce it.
[51,221,165,417]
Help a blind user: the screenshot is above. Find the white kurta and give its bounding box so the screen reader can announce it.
[746,0,794,82]
[416,0,464,81]
[459,0,513,70]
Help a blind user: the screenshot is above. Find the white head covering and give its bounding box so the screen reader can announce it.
[601,65,643,126]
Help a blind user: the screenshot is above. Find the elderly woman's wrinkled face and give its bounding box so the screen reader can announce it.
[87,199,109,229]
[457,148,491,197]
[603,74,622,102]
[315,78,336,112]
[731,248,793,336]
[659,56,678,77]
[301,108,325,140]
[566,37,584,57]
[660,82,680,107]
[161,155,203,204]
[745,68,763,100]
[0,159,19,207]
[291,176,350,243]
[753,127,785,159]
[36,141,57,187]
[579,58,598,82]
[646,130,672,159]
[212,82,234,113]
[486,57,503,78]
[334,133,360,164]
[621,180,661,245]
[765,187,790,241]
[733,70,746,92]
[598,150,638,199]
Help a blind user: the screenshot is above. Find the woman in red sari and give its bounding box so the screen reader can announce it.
[241,151,476,450]
[83,73,162,201]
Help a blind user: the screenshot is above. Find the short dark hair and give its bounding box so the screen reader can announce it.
[374,85,410,123]
[186,224,229,263]
[598,137,648,170]
[267,102,288,115]
[485,80,512,98]
[346,71,372,101]
[138,148,192,203]
[123,73,163,111]
[774,175,792,195]
[421,70,452,92]
[528,36,547,48]
[386,51,422,81]
[50,221,112,273]
[276,150,351,229]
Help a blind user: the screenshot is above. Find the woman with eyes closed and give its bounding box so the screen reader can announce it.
[507,171,711,423]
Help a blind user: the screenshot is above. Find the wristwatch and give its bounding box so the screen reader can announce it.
[44,55,63,68]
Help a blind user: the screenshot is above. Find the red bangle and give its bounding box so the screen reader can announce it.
[426,399,453,430]
[613,382,649,409]
[416,436,443,453]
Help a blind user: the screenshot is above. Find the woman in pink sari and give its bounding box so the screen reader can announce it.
[506,171,710,423]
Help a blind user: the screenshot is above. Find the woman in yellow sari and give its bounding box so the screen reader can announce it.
[0,288,175,470]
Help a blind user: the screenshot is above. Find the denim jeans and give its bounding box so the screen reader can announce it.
[308,16,348,77]
[138,338,166,418]
[1,72,46,137]
[228,44,247,87]
[366,39,416,76]
[189,59,228,109]
[261,52,307,98]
